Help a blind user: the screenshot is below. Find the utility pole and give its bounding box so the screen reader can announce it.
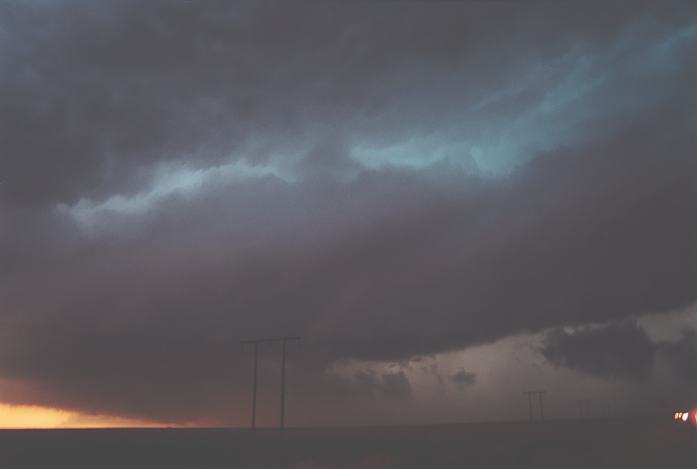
[279,336,301,434]
[523,390,546,421]
[242,336,300,433]
[524,391,534,422]
[251,341,259,429]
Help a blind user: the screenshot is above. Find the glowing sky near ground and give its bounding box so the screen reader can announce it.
[0,404,160,429]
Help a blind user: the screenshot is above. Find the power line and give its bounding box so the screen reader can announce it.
[241,336,301,433]
[523,390,546,422]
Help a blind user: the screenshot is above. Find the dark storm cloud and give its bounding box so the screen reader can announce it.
[2,0,694,206]
[540,321,657,381]
[541,321,697,385]
[0,0,695,423]
[320,121,697,360]
[2,118,692,422]
[0,0,481,205]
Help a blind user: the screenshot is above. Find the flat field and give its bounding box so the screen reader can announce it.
[0,418,694,468]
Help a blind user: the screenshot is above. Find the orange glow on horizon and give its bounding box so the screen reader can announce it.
[0,404,164,429]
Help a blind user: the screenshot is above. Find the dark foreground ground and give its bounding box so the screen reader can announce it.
[0,418,695,468]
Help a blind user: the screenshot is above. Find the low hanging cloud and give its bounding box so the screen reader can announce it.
[541,321,697,384]
[540,321,658,381]
[328,369,412,400]
[0,1,695,423]
[451,369,476,391]
[379,372,413,400]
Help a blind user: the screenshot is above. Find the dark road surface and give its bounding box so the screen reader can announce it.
[0,418,694,468]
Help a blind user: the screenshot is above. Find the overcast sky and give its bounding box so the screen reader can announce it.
[0,0,696,427]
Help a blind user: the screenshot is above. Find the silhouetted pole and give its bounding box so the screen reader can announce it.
[252,342,259,429]
[538,391,545,421]
[279,336,300,434]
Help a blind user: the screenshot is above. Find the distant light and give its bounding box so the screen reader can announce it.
[675,412,681,420]
[682,413,689,422]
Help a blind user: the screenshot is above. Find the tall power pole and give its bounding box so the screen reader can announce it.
[242,336,300,433]
[279,336,300,433]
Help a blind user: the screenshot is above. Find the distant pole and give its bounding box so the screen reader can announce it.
[524,391,534,422]
[578,400,584,419]
[584,399,591,419]
[524,390,546,421]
